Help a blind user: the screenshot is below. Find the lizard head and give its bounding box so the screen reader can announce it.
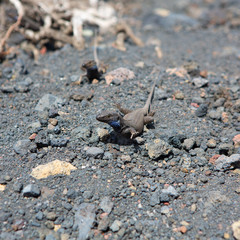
[96,111,120,123]
[96,111,122,132]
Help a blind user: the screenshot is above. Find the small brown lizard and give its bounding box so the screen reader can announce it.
[96,77,158,139]
[81,33,106,83]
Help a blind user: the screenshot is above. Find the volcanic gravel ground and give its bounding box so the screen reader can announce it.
[0,0,240,239]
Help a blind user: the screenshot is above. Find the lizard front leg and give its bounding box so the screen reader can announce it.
[148,110,155,116]
[115,103,132,115]
[121,127,139,139]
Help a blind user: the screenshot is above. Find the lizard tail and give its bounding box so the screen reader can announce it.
[143,72,162,114]
[94,30,99,68]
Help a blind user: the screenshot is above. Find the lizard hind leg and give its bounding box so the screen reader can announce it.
[144,116,154,124]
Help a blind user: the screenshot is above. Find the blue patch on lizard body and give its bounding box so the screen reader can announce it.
[108,120,121,131]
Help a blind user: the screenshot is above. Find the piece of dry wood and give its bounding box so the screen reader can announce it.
[0,0,24,53]
[112,32,126,51]
[21,27,84,50]
[116,21,144,47]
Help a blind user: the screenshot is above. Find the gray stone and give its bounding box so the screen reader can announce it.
[98,217,110,232]
[150,190,160,206]
[36,211,43,221]
[155,88,169,100]
[67,189,78,199]
[195,104,208,117]
[45,212,57,221]
[233,99,240,113]
[63,202,73,211]
[35,94,64,111]
[45,234,57,240]
[48,108,59,118]
[110,220,122,232]
[14,82,30,92]
[219,143,233,155]
[22,184,41,198]
[71,126,92,141]
[209,110,222,120]
[4,175,12,181]
[192,77,209,88]
[230,85,240,93]
[75,203,95,240]
[0,85,14,93]
[35,131,50,147]
[134,136,145,145]
[180,156,192,169]
[192,97,204,105]
[214,154,240,171]
[83,190,93,200]
[13,139,37,156]
[24,77,33,86]
[145,12,199,30]
[146,139,172,160]
[156,168,164,176]
[28,121,41,130]
[182,138,196,151]
[103,152,113,160]
[0,232,17,240]
[213,98,225,108]
[13,182,23,193]
[50,138,68,147]
[100,196,114,214]
[161,206,170,215]
[189,147,205,157]
[62,217,74,229]
[162,185,179,198]
[86,147,104,158]
[0,212,12,221]
[159,192,170,202]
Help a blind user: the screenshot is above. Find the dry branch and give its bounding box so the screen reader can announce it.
[0,0,24,53]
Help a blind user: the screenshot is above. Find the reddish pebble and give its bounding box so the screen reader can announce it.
[191,102,199,108]
[209,154,221,164]
[221,112,229,123]
[179,226,187,234]
[29,133,37,140]
[205,170,212,176]
[200,70,208,78]
[40,46,47,55]
[100,212,109,219]
[233,134,240,148]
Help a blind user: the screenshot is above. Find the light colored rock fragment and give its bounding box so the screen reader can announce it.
[105,68,135,85]
[31,160,77,179]
[232,220,240,240]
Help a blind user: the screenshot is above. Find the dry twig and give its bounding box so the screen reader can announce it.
[116,22,144,47]
[0,0,24,53]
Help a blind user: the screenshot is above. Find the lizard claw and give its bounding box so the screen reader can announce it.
[130,132,139,139]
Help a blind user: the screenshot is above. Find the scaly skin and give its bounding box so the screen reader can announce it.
[96,78,157,138]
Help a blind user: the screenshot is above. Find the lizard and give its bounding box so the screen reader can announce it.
[81,31,107,83]
[96,77,158,139]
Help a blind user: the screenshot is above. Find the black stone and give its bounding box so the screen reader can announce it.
[195,104,208,117]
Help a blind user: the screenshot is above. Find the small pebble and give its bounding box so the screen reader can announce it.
[23,184,41,198]
[174,90,185,100]
[86,147,104,158]
[110,220,122,232]
[207,139,217,148]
